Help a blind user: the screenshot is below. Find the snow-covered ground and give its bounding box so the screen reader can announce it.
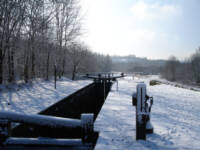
[0,78,92,114]
[95,76,200,150]
[145,75,200,92]
[1,75,200,149]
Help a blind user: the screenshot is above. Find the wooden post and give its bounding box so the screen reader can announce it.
[81,114,94,142]
[136,83,147,140]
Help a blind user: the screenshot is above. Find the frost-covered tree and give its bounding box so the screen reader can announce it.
[67,42,87,80]
[191,48,200,84]
[161,56,179,81]
[0,0,27,83]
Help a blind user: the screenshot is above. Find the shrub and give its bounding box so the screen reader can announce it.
[149,80,161,86]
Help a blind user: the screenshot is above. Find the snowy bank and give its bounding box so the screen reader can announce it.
[0,78,92,114]
[95,76,200,150]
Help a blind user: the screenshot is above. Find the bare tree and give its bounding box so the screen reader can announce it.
[161,56,179,81]
[0,0,102,84]
[0,0,27,83]
[102,55,112,72]
[54,0,81,78]
[191,48,200,84]
[67,43,87,80]
[80,51,99,73]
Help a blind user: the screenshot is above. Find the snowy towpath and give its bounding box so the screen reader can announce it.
[0,78,92,114]
[94,76,200,150]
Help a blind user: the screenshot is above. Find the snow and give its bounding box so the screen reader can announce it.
[136,83,147,124]
[147,75,200,92]
[94,75,200,150]
[5,138,86,146]
[1,75,200,149]
[0,111,82,128]
[0,78,92,114]
[81,114,94,131]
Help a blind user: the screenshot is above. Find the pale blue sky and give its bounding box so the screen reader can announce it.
[81,0,200,59]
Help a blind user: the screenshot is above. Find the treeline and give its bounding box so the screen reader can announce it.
[111,55,165,74]
[161,48,200,85]
[0,0,112,84]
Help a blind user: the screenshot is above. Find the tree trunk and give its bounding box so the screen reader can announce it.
[61,56,65,76]
[0,47,3,84]
[46,51,50,80]
[8,49,11,82]
[72,65,76,80]
[0,57,3,84]
[24,56,29,83]
[58,65,62,79]
[54,64,57,89]
[8,48,15,82]
[31,50,35,79]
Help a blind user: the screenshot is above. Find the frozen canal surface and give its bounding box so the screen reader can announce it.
[94,76,200,150]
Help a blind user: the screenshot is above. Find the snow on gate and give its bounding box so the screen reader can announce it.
[0,112,94,146]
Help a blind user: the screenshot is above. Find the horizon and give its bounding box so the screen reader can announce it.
[108,54,167,61]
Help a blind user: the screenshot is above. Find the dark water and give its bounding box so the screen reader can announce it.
[7,81,113,150]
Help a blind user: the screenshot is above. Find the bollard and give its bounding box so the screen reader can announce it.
[133,83,154,140]
[136,83,147,140]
